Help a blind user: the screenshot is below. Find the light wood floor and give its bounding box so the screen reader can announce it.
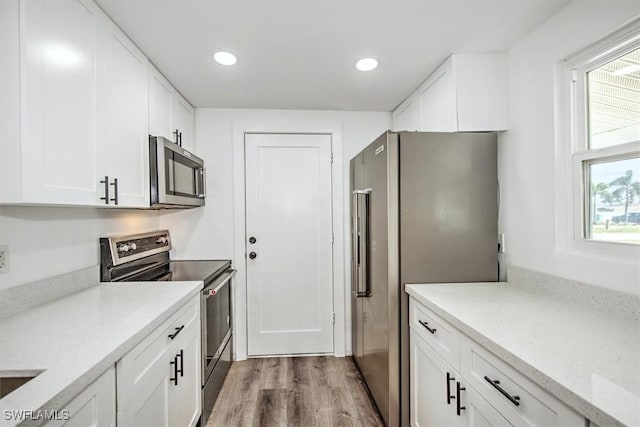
[206,356,384,427]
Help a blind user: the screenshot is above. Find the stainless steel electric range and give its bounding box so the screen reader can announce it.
[99,230,234,425]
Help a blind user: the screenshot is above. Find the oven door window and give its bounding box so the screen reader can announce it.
[165,148,204,198]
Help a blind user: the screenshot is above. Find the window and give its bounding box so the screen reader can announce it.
[566,23,640,247]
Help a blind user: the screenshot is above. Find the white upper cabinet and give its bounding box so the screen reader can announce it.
[393,96,421,132]
[96,15,149,208]
[18,0,101,205]
[0,0,194,207]
[392,53,507,132]
[149,63,195,151]
[149,65,174,141]
[172,92,195,151]
[419,58,458,132]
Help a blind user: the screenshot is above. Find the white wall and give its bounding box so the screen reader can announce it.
[499,0,640,295]
[160,108,391,358]
[0,207,159,290]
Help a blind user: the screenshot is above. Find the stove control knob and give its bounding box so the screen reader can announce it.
[118,244,130,253]
[130,243,137,251]
[156,237,168,245]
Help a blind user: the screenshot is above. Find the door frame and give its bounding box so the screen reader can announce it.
[232,119,345,360]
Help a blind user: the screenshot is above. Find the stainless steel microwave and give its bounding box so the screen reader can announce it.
[149,136,205,208]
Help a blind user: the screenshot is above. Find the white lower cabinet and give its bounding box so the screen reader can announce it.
[43,295,201,427]
[461,384,513,427]
[410,329,461,427]
[117,295,201,427]
[409,297,584,427]
[168,322,201,427]
[44,366,116,427]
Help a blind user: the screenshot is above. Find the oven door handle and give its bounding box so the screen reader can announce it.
[203,270,236,298]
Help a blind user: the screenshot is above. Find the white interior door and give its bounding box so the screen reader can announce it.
[245,133,333,356]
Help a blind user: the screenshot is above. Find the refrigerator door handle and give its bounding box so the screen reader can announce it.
[359,190,371,297]
[351,191,361,297]
[352,190,371,298]
[361,191,369,297]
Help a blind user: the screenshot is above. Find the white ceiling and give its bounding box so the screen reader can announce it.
[96,0,570,111]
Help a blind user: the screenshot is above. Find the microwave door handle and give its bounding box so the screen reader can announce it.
[199,167,206,198]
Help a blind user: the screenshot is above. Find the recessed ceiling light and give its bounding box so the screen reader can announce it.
[214,51,237,66]
[355,57,378,72]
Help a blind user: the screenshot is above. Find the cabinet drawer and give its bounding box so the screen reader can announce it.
[460,335,583,427]
[409,298,461,370]
[117,295,199,402]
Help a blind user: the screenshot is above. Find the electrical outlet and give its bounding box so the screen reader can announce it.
[498,234,505,254]
[0,245,9,273]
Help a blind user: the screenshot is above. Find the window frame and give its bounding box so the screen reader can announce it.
[556,17,640,261]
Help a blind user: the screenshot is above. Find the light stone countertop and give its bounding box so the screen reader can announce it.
[0,281,203,427]
[405,282,640,427]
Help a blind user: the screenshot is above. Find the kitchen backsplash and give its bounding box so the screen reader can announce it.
[0,265,99,320]
[508,264,640,322]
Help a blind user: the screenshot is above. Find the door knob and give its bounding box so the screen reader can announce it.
[249,236,257,244]
[249,252,257,259]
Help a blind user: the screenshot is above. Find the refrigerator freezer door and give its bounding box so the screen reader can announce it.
[360,131,401,427]
[350,154,365,372]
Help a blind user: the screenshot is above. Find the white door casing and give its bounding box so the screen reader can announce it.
[245,133,334,356]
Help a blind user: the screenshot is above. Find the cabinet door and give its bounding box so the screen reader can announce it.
[168,320,202,427]
[460,383,514,427]
[393,96,421,131]
[410,329,461,427]
[453,54,507,132]
[171,93,194,151]
[44,366,116,427]
[96,17,149,207]
[21,0,100,205]
[117,353,171,427]
[419,58,457,132]
[148,65,173,140]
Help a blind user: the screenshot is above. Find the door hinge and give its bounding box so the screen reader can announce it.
[571,69,578,83]
[332,312,335,324]
[331,233,334,244]
[330,152,334,163]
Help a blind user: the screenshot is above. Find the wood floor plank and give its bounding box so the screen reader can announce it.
[255,388,288,427]
[207,356,384,427]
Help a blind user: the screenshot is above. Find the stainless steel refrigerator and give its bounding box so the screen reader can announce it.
[350,131,498,427]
